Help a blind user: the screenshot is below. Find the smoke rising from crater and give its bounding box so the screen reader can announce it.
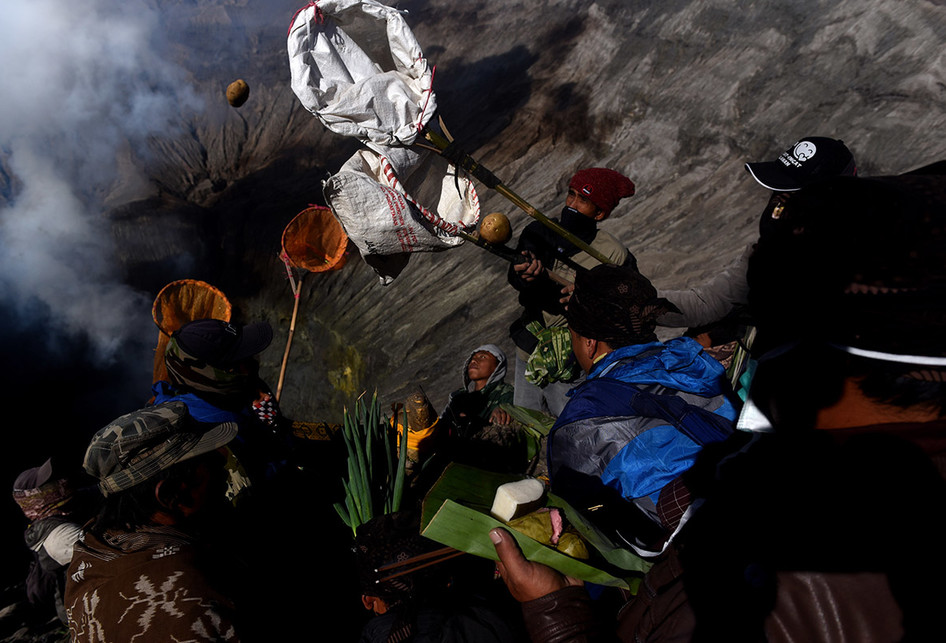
[0,0,203,366]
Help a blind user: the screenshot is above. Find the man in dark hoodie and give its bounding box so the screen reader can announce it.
[439,344,525,473]
[508,168,637,417]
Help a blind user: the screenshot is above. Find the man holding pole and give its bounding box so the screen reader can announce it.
[507,168,637,416]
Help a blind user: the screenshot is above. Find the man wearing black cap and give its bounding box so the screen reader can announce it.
[64,402,244,641]
[659,136,857,329]
[490,173,946,641]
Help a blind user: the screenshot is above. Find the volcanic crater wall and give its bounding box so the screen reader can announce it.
[4,0,946,431]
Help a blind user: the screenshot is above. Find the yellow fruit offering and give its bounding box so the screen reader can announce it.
[556,530,590,560]
[226,79,250,107]
[479,212,512,244]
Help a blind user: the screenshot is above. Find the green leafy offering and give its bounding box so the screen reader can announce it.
[500,403,555,436]
[420,463,651,591]
[557,531,590,560]
[499,403,555,462]
[333,391,408,537]
[507,511,590,560]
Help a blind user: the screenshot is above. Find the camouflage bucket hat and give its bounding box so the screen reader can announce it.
[84,400,238,496]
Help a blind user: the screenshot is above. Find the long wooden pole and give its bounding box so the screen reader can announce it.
[276,266,303,402]
[423,128,615,266]
[452,227,572,286]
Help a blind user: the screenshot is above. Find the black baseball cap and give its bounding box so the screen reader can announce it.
[745,137,856,191]
[173,319,273,368]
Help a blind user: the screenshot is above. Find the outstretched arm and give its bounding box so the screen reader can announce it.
[491,527,580,600]
[491,528,613,642]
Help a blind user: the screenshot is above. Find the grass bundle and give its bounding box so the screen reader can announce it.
[334,391,408,537]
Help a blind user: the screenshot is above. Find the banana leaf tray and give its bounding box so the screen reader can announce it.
[420,463,651,591]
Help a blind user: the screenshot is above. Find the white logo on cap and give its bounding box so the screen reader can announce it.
[793,141,817,162]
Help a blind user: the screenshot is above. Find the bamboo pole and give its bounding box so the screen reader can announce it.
[276,256,303,402]
[452,227,573,286]
[423,128,615,266]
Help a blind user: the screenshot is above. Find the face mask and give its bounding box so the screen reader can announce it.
[559,206,598,250]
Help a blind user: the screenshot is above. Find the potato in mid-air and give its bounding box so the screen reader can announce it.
[227,79,250,107]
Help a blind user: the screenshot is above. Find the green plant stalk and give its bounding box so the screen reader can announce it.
[391,405,408,513]
[344,493,358,537]
[333,502,352,529]
[363,399,374,511]
[349,405,372,521]
[339,408,365,531]
[382,413,394,514]
[343,463,366,526]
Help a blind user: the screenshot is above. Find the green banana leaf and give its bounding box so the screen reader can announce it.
[420,463,650,591]
[500,403,555,436]
[499,404,555,462]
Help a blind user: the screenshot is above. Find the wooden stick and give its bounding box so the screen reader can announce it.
[375,549,466,583]
[423,127,614,266]
[276,263,303,402]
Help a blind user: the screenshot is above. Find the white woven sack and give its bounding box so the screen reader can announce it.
[324,145,480,283]
[288,0,436,146]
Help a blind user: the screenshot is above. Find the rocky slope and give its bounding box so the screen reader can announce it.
[2,0,945,632]
[147,0,946,422]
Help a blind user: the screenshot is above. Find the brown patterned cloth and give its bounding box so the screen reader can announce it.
[65,526,241,642]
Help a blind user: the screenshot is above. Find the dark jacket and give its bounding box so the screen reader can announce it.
[508,220,635,353]
[519,420,946,642]
[548,339,737,550]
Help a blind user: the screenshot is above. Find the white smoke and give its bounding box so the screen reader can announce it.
[0,0,203,366]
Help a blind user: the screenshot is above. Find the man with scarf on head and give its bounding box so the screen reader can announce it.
[508,168,638,418]
[441,344,514,435]
[13,458,94,624]
[438,344,528,474]
[488,173,946,642]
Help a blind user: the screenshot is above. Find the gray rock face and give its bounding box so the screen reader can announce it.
[3,0,946,424]
[2,0,945,633]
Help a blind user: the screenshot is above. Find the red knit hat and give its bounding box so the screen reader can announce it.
[568,168,636,217]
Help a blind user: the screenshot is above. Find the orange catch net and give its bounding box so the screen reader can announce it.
[281,205,349,272]
[151,279,232,384]
[275,205,349,400]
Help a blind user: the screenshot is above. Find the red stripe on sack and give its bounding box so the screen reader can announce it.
[288,2,322,37]
[381,157,402,191]
[416,65,436,133]
[383,188,412,252]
